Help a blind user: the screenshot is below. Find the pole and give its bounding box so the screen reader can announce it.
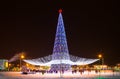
[98,56,101,79]
[20,54,25,71]
[102,57,104,65]
[20,58,21,70]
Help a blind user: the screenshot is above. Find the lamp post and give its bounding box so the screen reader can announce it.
[98,54,104,66]
[98,54,105,72]
[20,54,25,70]
[8,63,11,71]
[98,54,103,78]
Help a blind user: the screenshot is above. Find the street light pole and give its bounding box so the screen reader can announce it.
[98,54,103,78]
[20,54,25,70]
[98,54,104,65]
[102,57,104,65]
[20,58,21,70]
[98,54,105,71]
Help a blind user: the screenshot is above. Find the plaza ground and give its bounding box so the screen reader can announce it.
[0,71,120,79]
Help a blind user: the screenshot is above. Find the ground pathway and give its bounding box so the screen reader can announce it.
[0,71,120,79]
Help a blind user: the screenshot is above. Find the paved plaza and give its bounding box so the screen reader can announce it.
[0,71,120,79]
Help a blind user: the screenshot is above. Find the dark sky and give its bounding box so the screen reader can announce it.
[0,0,120,65]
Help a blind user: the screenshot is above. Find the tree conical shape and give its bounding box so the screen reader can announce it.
[51,10,71,71]
[52,11,70,60]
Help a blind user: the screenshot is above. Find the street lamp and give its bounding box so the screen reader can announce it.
[98,54,102,58]
[8,63,11,71]
[21,55,25,59]
[98,54,104,70]
[20,54,25,70]
[98,54,104,65]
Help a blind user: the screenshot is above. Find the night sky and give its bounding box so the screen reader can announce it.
[0,0,120,66]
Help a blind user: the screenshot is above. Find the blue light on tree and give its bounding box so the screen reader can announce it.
[51,9,71,71]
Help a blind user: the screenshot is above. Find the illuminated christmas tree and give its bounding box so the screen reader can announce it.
[50,9,71,71]
[23,10,99,71]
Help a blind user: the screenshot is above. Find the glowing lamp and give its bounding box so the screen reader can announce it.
[98,54,102,58]
[21,55,25,59]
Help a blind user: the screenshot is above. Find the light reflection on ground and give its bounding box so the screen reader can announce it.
[0,71,120,79]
